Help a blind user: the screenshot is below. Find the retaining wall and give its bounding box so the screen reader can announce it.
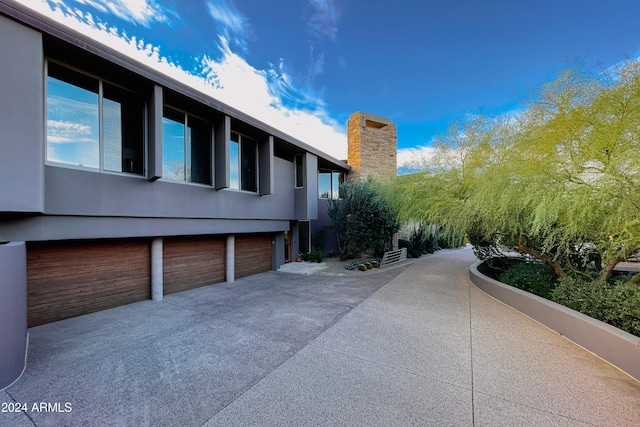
[0,241,28,390]
[469,260,640,382]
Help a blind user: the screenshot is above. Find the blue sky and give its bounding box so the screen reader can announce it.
[22,0,640,166]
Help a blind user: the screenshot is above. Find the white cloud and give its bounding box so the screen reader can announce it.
[198,37,346,158]
[206,0,245,34]
[22,0,348,159]
[397,146,435,173]
[307,0,339,41]
[206,0,249,52]
[307,47,325,81]
[47,120,94,143]
[74,0,169,27]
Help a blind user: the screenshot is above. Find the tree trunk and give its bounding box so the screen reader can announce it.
[599,246,639,282]
[516,237,565,278]
[600,256,623,283]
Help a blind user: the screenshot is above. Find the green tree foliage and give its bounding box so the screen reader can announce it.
[327,180,400,260]
[395,59,640,282]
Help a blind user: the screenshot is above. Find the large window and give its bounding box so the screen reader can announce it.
[162,107,212,185]
[318,170,344,199]
[230,132,257,192]
[46,61,144,174]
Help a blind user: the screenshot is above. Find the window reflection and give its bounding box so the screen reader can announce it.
[230,132,239,189]
[230,131,257,192]
[319,172,331,198]
[162,108,185,181]
[46,66,99,168]
[162,107,212,185]
[318,170,344,199]
[46,61,144,174]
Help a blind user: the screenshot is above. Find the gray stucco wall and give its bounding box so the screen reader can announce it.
[0,215,290,242]
[294,153,319,220]
[0,157,295,242]
[0,15,44,213]
[313,199,339,256]
[272,232,285,270]
[43,157,295,220]
[0,242,28,390]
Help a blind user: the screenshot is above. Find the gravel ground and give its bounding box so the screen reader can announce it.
[315,257,405,276]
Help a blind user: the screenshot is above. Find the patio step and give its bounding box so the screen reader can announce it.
[278,261,328,275]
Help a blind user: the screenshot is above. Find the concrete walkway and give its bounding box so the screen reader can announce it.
[2,248,639,426]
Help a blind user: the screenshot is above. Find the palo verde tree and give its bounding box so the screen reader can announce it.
[395,59,640,282]
[327,179,400,260]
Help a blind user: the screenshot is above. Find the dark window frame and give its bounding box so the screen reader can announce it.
[230,131,258,193]
[162,105,213,185]
[318,169,344,199]
[45,59,146,176]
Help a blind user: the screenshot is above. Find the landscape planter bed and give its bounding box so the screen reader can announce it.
[469,260,640,382]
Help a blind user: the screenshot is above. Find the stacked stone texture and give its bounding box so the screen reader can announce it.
[347,112,397,182]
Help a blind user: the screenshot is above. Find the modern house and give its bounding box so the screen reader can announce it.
[0,0,396,389]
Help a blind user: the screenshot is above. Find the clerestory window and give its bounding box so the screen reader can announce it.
[46,61,145,175]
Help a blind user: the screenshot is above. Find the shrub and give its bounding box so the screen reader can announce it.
[409,223,437,254]
[358,264,367,271]
[345,258,380,271]
[498,262,557,300]
[552,276,640,336]
[437,234,465,249]
[398,239,421,258]
[300,252,312,262]
[327,180,400,260]
[365,262,372,269]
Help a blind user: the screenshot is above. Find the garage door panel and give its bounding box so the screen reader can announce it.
[27,240,151,327]
[235,235,272,279]
[163,237,225,294]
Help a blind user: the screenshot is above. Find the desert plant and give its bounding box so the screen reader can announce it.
[300,252,314,262]
[409,223,437,254]
[398,239,421,258]
[327,180,400,260]
[393,60,640,281]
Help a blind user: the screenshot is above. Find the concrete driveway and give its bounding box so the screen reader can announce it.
[2,248,639,426]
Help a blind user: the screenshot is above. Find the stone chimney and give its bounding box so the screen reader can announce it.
[347,112,397,182]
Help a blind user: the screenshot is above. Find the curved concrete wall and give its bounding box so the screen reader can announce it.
[469,261,640,382]
[0,242,28,390]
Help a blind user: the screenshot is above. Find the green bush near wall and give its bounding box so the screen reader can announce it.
[552,275,640,337]
[497,261,640,337]
[498,262,557,300]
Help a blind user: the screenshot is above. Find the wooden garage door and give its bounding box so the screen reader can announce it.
[163,236,225,294]
[27,240,151,327]
[235,235,272,279]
